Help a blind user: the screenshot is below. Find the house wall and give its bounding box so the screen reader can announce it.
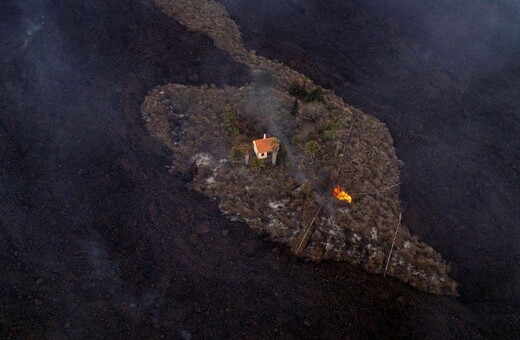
[253,142,268,159]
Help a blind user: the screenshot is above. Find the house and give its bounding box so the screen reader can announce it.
[252,134,276,159]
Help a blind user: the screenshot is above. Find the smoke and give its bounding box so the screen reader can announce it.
[215,0,520,305]
[244,71,308,181]
[362,0,520,89]
[83,238,171,325]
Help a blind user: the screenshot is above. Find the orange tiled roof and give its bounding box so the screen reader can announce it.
[253,137,276,153]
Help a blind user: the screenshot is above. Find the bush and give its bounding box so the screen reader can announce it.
[250,157,266,171]
[228,146,243,164]
[320,115,348,141]
[304,140,321,158]
[288,81,325,103]
[322,129,337,141]
[301,102,325,121]
[306,86,325,103]
[223,103,240,135]
[288,81,309,98]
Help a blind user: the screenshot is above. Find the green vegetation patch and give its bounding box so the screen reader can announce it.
[222,103,240,135]
[288,81,325,103]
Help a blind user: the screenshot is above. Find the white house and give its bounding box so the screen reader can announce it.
[252,134,276,159]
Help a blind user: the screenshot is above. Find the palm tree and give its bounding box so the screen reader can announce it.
[270,138,280,165]
[240,144,251,165]
[250,157,265,172]
[228,147,244,164]
[304,140,321,158]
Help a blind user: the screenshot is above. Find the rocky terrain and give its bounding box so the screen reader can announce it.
[0,0,518,338]
[216,0,520,311]
[143,0,457,295]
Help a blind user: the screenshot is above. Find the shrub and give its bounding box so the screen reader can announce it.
[228,146,243,164]
[223,103,240,135]
[321,116,348,141]
[306,86,325,103]
[322,129,337,141]
[325,116,348,131]
[301,102,325,121]
[288,80,309,98]
[304,140,321,158]
[250,157,266,171]
[288,81,325,103]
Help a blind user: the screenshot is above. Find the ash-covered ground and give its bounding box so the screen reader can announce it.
[218,0,520,314]
[0,0,518,338]
[144,81,457,295]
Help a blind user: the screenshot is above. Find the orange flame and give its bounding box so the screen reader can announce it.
[332,185,352,203]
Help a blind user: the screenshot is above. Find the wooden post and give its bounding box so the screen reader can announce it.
[295,202,324,256]
[384,212,401,278]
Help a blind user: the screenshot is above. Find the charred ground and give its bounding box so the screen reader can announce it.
[0,0,518,338]
[218,0,520,312]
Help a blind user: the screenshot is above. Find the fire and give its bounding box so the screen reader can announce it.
[332,185,352,203]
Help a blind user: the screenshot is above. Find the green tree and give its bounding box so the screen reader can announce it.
[228,146,243,164]
[223,103,239,135]
[288,81,325,103]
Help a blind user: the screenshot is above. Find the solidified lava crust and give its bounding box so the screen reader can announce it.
[2,0,518,338]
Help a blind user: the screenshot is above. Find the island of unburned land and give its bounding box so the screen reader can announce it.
[142,0,458,295]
